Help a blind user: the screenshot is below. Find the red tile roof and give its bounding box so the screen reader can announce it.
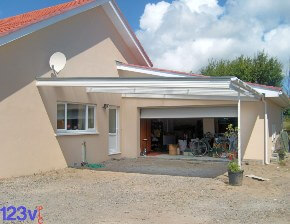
[0,0,95,37]
[118,62,205,77]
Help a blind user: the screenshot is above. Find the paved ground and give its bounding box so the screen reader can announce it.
[101,157,228,178]
[0,157,289,224]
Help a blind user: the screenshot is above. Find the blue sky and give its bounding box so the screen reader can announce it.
[0,0,227,31]
[0,0,160,31]
[0,0,288,91]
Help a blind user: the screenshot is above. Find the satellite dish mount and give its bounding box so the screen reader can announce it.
[49,52,67,77]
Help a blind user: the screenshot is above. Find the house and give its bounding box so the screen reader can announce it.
[0,0,289,178]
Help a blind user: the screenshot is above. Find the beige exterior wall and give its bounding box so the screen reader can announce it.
[0,82,67,178]
[240,101,265,162]
[0,7,138,178]
[240,100,282,163]
[203,118,215,134]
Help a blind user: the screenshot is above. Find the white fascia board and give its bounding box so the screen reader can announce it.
[0,0,110,47]
[122,93,258,102]
[102,1,152,67]
[251,86,280,97]
[246,84,289,107]
[116,63,187,78]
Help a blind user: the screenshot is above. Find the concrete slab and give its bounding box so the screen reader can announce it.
[145,154,229,163]
[101,157,229,178]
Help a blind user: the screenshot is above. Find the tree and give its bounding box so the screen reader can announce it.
[200,51,284,87]
[283,58,290,95]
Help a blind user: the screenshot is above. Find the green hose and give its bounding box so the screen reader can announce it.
[86,163,105,169]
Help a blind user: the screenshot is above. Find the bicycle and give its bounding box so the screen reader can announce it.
[189,138,208,156]
[190,137,228,158]
[204,137,226,158]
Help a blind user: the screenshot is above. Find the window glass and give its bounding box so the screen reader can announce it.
[57,104,65,129]
[88,106,95,129]
[109,109,117,133]
[67,104,86,130]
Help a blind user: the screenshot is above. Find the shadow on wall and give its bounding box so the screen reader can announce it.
[0,7,133,103]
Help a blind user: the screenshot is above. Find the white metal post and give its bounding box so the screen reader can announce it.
[264,98,269,164]
[238,92,242,168]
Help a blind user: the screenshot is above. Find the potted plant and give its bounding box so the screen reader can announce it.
[278,149,286,161]
[228,160,244,186]
[224,124,238,152]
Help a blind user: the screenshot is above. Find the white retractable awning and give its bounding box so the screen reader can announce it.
[36,77,263,101]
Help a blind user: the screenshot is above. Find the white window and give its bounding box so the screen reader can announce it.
[57,103,96,134]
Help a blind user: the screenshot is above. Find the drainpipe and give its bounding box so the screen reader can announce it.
[82,141,88,166]
[262,95,269,165]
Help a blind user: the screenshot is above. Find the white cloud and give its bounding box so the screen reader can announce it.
[140,1,170,32]
[136,0,290,73]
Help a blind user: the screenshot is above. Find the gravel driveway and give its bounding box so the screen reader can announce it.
[0,158,289,224]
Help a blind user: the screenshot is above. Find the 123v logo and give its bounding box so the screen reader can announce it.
[0,205,43,223]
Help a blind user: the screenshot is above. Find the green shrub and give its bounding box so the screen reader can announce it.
[228,160,242,173]
[278,149,286,161]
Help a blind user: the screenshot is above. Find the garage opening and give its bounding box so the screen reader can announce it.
[140,107,238,158]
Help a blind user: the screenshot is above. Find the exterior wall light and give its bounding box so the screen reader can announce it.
[103,104,109,109]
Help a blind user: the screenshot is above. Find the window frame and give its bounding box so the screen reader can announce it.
[57,102,97,135]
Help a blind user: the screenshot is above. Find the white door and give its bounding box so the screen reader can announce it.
[109,107,120,155]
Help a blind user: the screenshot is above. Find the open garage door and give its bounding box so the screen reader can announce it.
[141,106,238,119]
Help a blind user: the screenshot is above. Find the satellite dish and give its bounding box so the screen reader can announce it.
[49,52,66,74]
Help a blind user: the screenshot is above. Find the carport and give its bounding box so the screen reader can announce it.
[140,106,238,156]
[36,76,264,166]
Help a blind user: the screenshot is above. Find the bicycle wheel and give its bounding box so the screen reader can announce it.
[191,141,207,156]
[190,141,198,156]
[198,141,208,156]
[190,141,208,156]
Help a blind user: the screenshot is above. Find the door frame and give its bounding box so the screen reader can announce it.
[108,106,120,155]
[140,119,151,154]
